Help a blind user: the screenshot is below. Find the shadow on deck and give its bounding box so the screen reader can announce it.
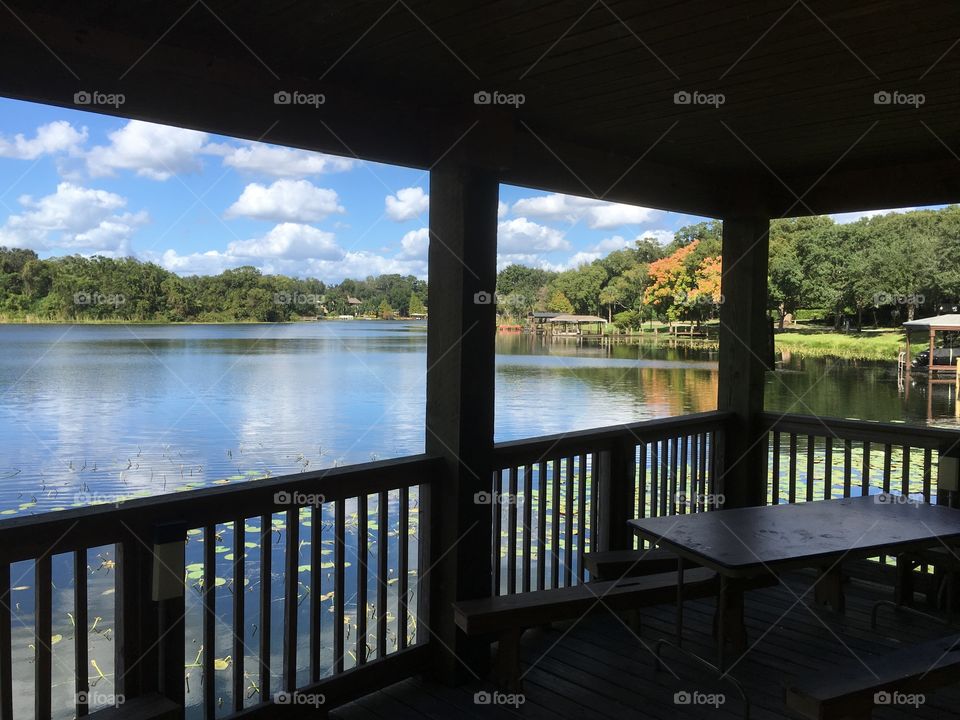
[333,572,960,719]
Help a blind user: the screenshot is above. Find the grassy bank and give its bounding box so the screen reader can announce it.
[773,329,919,361]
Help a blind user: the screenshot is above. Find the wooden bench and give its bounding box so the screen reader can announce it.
[453,568,718,690]
[785,632,960,719]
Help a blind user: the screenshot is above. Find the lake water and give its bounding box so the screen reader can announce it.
[0,321,955,517]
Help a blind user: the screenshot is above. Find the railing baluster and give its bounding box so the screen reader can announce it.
[564,458,574,587]
[659,440,669,516]
[309,505,321,683]
[377,491,388,660]
[0,563,10,720]
[507,467,518,595]
[637,441,647,519]
[551,460,561,589]
[669,436,679,514]
[679,435,688,514]
[398,487,409,650]
[283,509,299,687]
[824,437,833,500]
[577,455,586,583]
[902,446,911,497]
[522,465,533,592]
[203,525,216,719]
[233,519,245,712]
[863,441,872,495]
[537,461,547,591]
[259,515,272,703]
[806,435,815,502]
[771,431,781,506]
[650,442,659,517]
[923,449,933,502]
[492,471,502,595]
[788,434,798,503]
[357,496,368,666]
[883,445,892,493]
[35,555,52,720]
[74,550,88,718]
[333,500,345,673]
[843,439,852,497]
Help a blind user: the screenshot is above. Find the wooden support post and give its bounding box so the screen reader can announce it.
[426,163,499,683]
[718,215,770,509]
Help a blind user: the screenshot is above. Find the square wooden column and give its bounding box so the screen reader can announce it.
[718,215,771,508]
[425,163,498,681]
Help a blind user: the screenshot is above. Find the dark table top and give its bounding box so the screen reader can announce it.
[628,495,960,577]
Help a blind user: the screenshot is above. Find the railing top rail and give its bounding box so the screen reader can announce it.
[0,454,441,563]
[761,412,960,450]
[492,410,733,465]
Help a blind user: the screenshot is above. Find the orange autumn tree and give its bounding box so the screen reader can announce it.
[644,240,723,323]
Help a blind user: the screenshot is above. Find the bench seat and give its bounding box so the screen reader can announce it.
[582,547,700,581]
[785,632,960,719]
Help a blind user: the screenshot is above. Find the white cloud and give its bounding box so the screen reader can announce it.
[830,207,921,224]
[399,227,429,259]
[86,120,209,180]
[497,217,569,253]
[225,179,343,223]
[159,249,240,276]
[498,201,508,219]
[227,222,343,261]
[0,121,87,159]
[511,193,657,229]
[216,143,355,177]
[0,182,147,253]
[385,187,429,222]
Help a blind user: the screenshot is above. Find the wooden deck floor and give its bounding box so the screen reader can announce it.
[332,572,960,719]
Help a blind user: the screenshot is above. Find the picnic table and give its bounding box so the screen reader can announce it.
[629,494,960,671]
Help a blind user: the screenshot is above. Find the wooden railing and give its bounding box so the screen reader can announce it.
[0,455,439,720]
[490,411,731,596]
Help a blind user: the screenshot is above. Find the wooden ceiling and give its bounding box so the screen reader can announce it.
[0,0,958,217]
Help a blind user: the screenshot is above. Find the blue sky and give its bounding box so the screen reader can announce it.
[0,97,920,283]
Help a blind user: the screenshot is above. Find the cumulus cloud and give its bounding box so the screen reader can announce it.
[226,222,343,261]
[498,201,509,219]
[830,207,921,224]
[399,227,429,259]
[511,193,657,229]
[225,180,343,223]
[215,142,355,177]
[0,182,147,253]
[0,121,88,159]
[497,217,569,254]
[385,187,429,222]
[86,120,209,180]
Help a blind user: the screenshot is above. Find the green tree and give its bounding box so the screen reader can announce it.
[547,290,574,313]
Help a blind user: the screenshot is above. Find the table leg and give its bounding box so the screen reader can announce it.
[716,576,747,672]
[676,556,685,646]
[813,564,845,613]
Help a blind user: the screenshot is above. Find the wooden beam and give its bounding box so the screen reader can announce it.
[425,162,498,682]
[717,215,771,509]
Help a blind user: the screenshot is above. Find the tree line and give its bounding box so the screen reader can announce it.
[0,250,427,322]
[2,205,957,326]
